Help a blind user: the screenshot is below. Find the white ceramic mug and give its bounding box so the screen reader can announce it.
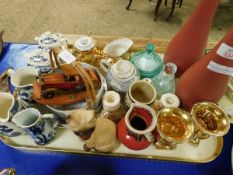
[0,92,29,137]
[124,79,157,109]
[7,66,39,101]
[12,108,58,145]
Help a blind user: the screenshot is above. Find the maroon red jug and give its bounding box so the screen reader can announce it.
[164,0,220,76]
[176,27,233,111]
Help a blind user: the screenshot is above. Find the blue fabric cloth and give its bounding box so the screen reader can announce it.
[0,43,232,175]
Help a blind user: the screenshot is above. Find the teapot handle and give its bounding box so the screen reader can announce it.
[99,59,112,73]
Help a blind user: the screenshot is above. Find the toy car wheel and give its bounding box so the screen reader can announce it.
[44,92,55,98]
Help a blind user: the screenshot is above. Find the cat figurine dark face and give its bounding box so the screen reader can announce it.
[66,109,96,140]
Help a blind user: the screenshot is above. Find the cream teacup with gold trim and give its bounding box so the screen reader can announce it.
[124,79,157,109]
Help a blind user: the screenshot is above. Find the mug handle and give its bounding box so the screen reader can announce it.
[99,59,112,73]
[6,68,15,77]
[144,132,154,142]
[41,114,58,128]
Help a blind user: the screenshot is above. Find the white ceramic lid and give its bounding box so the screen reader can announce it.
[112,60,135,79]
[74,36,95,51]
[38,32,61,48]
[102,91,121,112]
[160,93,180,108]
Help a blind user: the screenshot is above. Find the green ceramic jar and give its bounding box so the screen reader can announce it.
[130,44,163,78]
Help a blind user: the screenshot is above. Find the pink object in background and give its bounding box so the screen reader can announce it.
[164,0,220,76]
[176,27,233,111]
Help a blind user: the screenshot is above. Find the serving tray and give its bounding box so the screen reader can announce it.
[0,126,223,163]
[0,34,227,163]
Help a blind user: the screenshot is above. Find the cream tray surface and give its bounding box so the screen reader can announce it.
[0,126,223,163]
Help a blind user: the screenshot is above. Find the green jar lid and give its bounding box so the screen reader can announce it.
[131,43,164,78]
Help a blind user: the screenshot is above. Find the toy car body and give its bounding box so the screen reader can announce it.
[32,68,100,105]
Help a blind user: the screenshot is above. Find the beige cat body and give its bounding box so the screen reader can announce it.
[67,109,119,153]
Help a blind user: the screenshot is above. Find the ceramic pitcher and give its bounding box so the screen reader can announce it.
[7,66,39,102]
[0,92,29,137]
[117,103,157,150]
[12,108,58,145]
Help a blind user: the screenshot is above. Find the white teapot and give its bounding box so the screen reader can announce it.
[100,59,140,93]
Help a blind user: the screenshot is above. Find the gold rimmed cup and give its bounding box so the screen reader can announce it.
[190,101,230,145]
[155,107,195,150]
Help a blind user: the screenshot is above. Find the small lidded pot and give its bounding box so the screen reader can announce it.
[153,93,180,112]
[155,107,195,150]
[73,35,103,66]
[35,31,68,51]
[117,103,157,150]
[100,59,140,93]
[131,43,164,78]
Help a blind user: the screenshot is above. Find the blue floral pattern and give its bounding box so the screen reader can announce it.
[26,119,56,145]
[0,125,21,137]
[18,86,33,102]
[106,70,138,93]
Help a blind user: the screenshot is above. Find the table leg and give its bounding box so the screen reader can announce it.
[179,0,183,8]
[126,0,133,10]
[166,0,176,21]
[154,0,163,21]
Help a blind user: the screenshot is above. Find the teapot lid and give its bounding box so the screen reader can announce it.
[74,36,95,51]
[131,43,163,78]
[112,60,135,79]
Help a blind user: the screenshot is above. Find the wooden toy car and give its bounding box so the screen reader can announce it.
[32,66,100,106]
